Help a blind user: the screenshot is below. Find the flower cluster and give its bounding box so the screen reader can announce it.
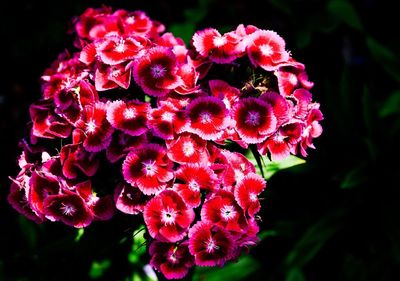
[8,6,323,279]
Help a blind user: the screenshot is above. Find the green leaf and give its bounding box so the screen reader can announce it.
[129,226,147,264]
[366,37,400,82]
[285,267,307,281]
[193,256,260,281]
[285,210,344,268]
[89,259,111,279]
[168,23,196,44]
[379,90,400,118]
[75,228,85,242]
[340,162,367,189]
[327,0,363,31]
[262,155,306,180]
[258,229,279,240]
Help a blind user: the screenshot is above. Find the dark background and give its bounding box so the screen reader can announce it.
[1,0,400,280]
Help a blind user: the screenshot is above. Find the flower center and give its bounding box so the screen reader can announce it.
[188,180,200,192]
[124,108,137,119]
[249,192,258,202]
[182,141,195,157]
[220,205,237,221]
[200,112,212,124]
[115,39,126,53]
[213,36,226,47]
[86,120,97,133]
[161,111,174,122]
[245,111,260,126]
[150,64,166,78]
[161,208,177,225]
[143,160,157,176]
[260,44,273,56]
[61,203,76,216]
[206,238,219,253]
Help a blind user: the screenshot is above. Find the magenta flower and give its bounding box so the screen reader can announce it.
[114,182,150,215]
[209,80,240,109]
[185,96,230,141]
[166,133,208,164]
[246,30,289,71]
[174,164,217,208]
[106,100,149,136]
[122,144,174,195]
[234,173,266,217]
[106,132,147,163]
[75,102,114,152]
[133,46,183,96]
[232,97,277,143]
[60,142,99,179]
[188,221,234,266]
[144,190,195,242]
[94,62,132,91]
[44,193,94,228]
[149,240,194,279]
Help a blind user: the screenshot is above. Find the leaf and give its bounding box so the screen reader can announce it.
[89,259,111,279]
[379,90,400,118]
[168,23,196,44]
[128,226,147,264]
[193,256,260,281]
[285,267,307,281]
[75,228,85,242]
[262,155,306,180]
[327,0,363,31]
[340,162,367,189]
[366,37,400,82]
[285,210,344,268]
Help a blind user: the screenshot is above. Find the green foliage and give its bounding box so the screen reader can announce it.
[327,0,363,31]
[379,90,400,118]
[89,259,111,279]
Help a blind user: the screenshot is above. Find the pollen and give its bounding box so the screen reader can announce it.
[150,64,166,78]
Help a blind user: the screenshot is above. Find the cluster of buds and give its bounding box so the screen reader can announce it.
[8,6,323,279]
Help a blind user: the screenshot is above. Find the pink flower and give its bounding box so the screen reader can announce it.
[94,62,131,91]
[188,221,234,266]
[106,100,149,136]
[60,142,99,179]
[166,133,208,164]
[258,121,303,160]
[209,80,240,109]
[192,28,244,63]
[122,144,174,195]
[96,35,148,65]
[232,97,277,143]
[149,241,194,279]
[274,65,314,96]
[133,46,183,97]
[234,173,266,217]
[201,190,247,232]
[30,100,72,139]
[246,30,289,71]
[114,182,150,214]
[43,193,94,228]
[174,164,216,208]
[144,190,195,242]
[298,104,323,157]
[106,132,147,163]
[260,91,290,126]
[185,96,230,141]
[219,150,256,189]
[76,102,114,152]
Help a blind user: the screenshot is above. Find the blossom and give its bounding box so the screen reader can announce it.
[232,97,277,143]
[246,30,289,71]
[144,190,195,242]
[133,46,182,96]
[166,133,208,164]
[234,173,266,216]
[94,62,132,91]
[188,221,234,266]
[149,241,194,279]
[114,182,150,215]
[185,96,230,141]
[122,144,174,195]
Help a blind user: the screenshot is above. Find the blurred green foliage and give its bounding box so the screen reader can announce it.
[1,0,400,280]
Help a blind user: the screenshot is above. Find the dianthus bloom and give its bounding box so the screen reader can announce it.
[8,6,323,280]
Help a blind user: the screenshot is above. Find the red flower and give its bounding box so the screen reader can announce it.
[232,97,277,143]
[201,190,247,232]
[106,132,147,163]
[166,133,208,164]
[174,164,216,208]
[234,173,265,217]
[106,100,149,136]
[43,193,94,228]
[114,182,150,214]
[260,91,290,126]
[298,104,323,157]
[149,241,194,280]
[133,46,183,97]
[144,190,195,242]
[219,150,256,189]
[94,62,131,91]
[185,96,230,141]
[192,28,244,63]
[96,35,148,65]
[246,30,289,71]
[275,65,314,96]
[188,221,234,266]
[122,144,174,195]
[30,100,72,139]
[209,80,240,109]
[76,102,114,152]
[60,142,99,179]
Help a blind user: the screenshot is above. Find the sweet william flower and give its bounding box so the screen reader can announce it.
[166,133,208,164]
[144,190,195,242]
[234,173,266,217]
[114,182,150,215]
